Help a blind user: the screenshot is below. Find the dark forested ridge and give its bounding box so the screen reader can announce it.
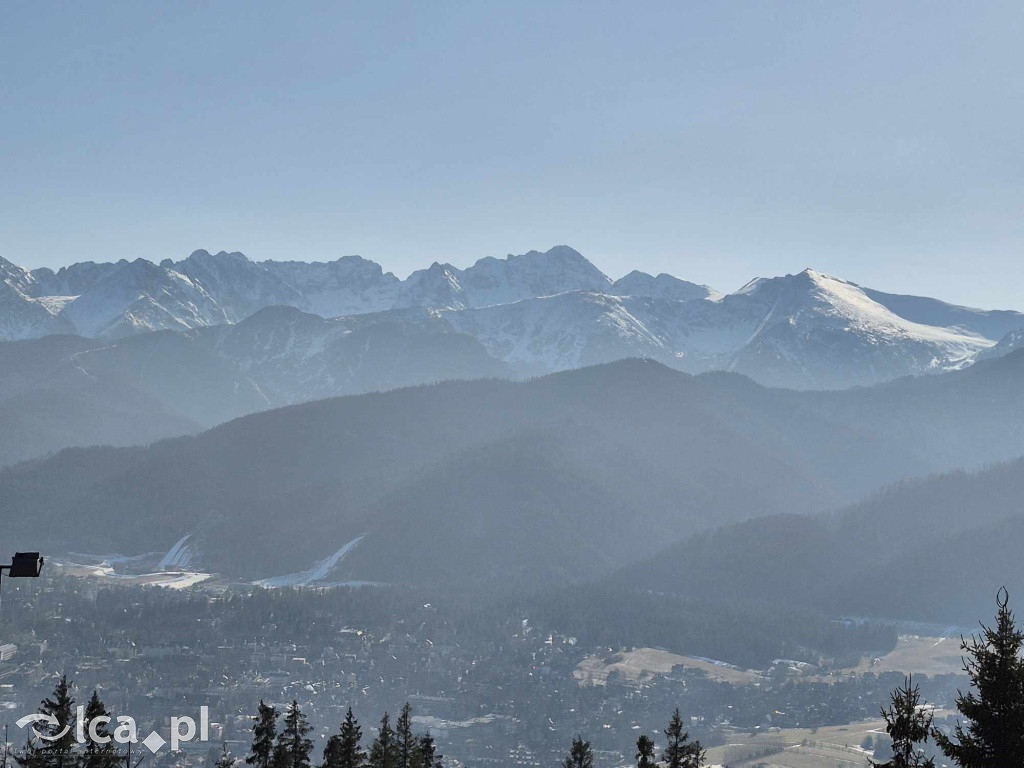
[5,355,1024,590]
[0,361,841,583]
[0,334,206,466]
[0,310,511,467]
[3,302,1024,474]
[618,457,1024,623]
[510,583,897,669]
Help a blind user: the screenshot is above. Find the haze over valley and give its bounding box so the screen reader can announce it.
[3,246,1024,468]
[4,242,1024,626]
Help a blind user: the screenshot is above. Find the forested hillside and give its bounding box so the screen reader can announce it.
[620,457,1024,623]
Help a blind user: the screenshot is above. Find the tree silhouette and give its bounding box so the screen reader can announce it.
[934,588,1024,767]
[273,701,313,768]
[663,709,703,768]
[395,705,415,768]
[322,708,365,768]
[16,675,75,768]
[415,734,441,768]
[216,745,236,768]
[369,713,397,768]
[82,690,118,768]
[635,734,656,768]
[247,701,278,768]
[872,676,934,768]
[562,737,592,768]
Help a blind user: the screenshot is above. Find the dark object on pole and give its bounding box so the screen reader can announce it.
[0,553,44,611]
[4,553,44,578]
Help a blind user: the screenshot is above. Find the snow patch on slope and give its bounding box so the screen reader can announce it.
[256,536,366,587]
[158,534,195,569]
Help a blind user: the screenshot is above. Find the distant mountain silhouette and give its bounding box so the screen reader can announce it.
[619,451,1024,624]
[6,356,1024,590]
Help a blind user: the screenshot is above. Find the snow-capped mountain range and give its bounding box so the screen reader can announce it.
[2,245,1022,390]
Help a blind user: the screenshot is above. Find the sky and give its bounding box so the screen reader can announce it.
[2,1,1023,308]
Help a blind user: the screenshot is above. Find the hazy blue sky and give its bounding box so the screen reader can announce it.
[2,1,1023,307]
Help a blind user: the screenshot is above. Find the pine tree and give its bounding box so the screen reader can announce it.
[217,745,237,768]
[663,709,704,768]
[562,736,593,768]
[394,705,415,768]
[247,701,279,768]
[322,708,365,768]
[369,713,397,768]
[934,588,1024,768]
[82,690,118,768]
[871,676,934,768]
[415,735,441,768]
[322,736,342,768]
[635,735,656,768]
[17,674,76,768]
[273,701,314,768]
[44,675,76,755]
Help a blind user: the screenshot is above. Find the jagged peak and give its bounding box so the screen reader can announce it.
[261,253,372,267]
[124,257,165,273]
[183,249,251,264]
[0,256,35,297]
[332,254,378,267]
[617,269,649,280]
[610,269,721,302]
[799,267,853,285]
[735,268,839,296]
[537,244,585,260]
[418,261,461,276]
[260,254,397,280]
[469,244,592,270]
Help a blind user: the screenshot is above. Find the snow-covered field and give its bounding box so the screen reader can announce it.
[54,559,212,589]
[574,647,763,687]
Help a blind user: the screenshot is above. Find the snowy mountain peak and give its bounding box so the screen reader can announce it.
[534,244,583,259]
[172,248,306,322]
[0,255,76,339]
[3,246,1023,389]
[62,258,227,338]
[395,262,466,309]
[0,255,24,275]
[494,244,601,274]
[738,268,820,293]
[393,246,612,311]
[260,254,401,318]
[332,254,391,272]
[977,327,1024,361]
[461,245,611,306]
[732,268,985,337]
[0,255,38,297]
[610,270,722,302]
